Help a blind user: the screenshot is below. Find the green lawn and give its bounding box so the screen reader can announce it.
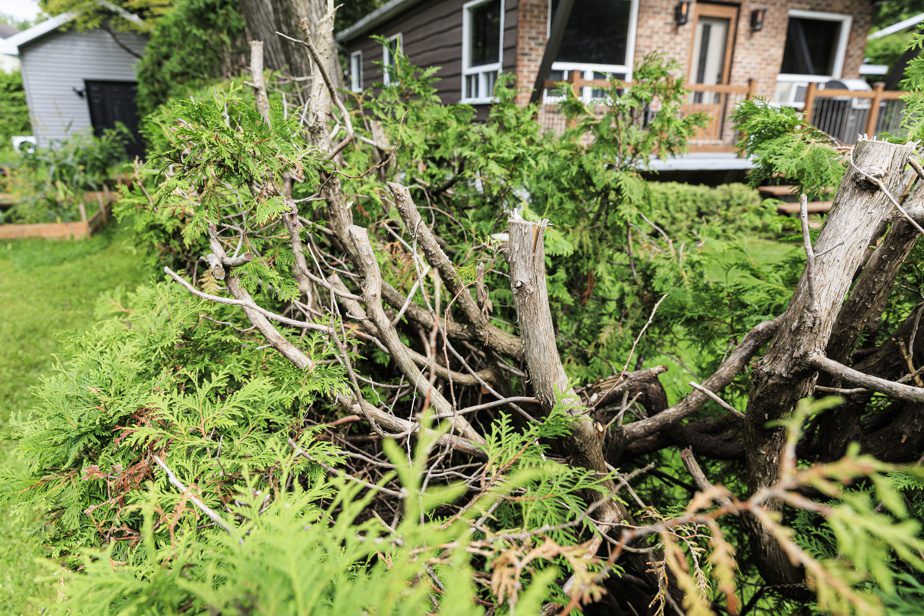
[0,228,150,424]
[0,227,149,612]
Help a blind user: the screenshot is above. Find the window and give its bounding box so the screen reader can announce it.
[350,51,363,92]
[462,0,504,102]
[545,0,639,102]
[383,34,402,85]
[775,10,851,106]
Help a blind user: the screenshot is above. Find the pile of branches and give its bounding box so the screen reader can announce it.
[150,6,924,614]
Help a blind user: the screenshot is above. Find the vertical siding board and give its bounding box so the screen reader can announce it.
[19,29,146,146]
[344,0,516,104]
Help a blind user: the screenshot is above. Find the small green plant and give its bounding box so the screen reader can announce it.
[2,128,129,224]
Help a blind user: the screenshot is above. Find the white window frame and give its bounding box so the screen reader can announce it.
[775,10,852,107]
[350,50,363,92]
[382,33,402,85]
[544,0,640,102]
[461,0,505,104]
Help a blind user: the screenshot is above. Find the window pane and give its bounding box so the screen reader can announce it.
[385,37,401,67]
[469,0,501,67]
[465,74,478,98]
[551,0,632,66]
[780,17,841,76]
[483,69,498,96]
[350,54,362,91]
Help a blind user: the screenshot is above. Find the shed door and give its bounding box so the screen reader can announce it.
[85,80,144,159]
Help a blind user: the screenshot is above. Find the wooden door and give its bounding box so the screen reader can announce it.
[684,3,738,143]
[85,80,144,159]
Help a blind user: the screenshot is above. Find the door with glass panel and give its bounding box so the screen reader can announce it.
[685,3,738,143]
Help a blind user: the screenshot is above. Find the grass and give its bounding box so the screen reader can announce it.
[0,227,150,425]
[0,226,149,612]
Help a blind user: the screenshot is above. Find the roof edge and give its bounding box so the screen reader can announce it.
[0,12,77,56]
[0,1,144,56]
[869,12,924,40]
[336,0,427,43]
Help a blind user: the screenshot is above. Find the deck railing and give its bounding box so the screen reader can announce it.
[537,75,910,153]
[803,82,908,145]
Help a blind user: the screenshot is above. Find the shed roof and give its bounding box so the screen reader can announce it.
[0,24,19,39]
[0,1,142,56]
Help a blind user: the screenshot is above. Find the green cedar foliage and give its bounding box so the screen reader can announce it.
[4,284,607,613]
[10,48,924,615]
[3,282,347,559]
[38,412,601,614]
[39,0,172,31]
[901,27,924,143]
[732,99,845,201]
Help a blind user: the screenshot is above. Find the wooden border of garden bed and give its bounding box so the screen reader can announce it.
[0,188,119,241]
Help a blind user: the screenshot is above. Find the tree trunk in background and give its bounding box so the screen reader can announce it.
[238,0,317,80]
[743,139,914,593]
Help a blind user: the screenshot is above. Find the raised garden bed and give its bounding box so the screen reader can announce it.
[0,190,117,240]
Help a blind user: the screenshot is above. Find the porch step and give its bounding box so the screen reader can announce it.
[776,201,832,215]
[759,185,834,199]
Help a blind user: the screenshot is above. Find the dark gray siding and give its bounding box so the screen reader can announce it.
[342,0,519,104]
[19,29,146,146]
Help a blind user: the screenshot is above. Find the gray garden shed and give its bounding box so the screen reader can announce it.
[0,7,147,157]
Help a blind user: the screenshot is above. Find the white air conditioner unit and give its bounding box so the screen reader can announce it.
[821,79,872,109]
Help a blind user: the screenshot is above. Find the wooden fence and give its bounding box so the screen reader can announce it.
[538,75,909,151]
[803,82,908,145]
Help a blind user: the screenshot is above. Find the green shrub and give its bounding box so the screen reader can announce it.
[4,281,607,612]
[8,45,923,616]
[732,99,845,200]
[2,128,129,223]
[0,70,31,156]
[645,181,782,240]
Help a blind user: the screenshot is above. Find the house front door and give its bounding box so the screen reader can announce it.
[85,80,144,159]
[685,3,738,144]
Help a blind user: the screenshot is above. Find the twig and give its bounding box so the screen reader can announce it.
[620,293,668,377]
[153,455,235,535]
[163,266,330,333]
[288,438,406,498]
[688,381,744,418]
[680,448,735,510]
[910,157,924,181]
[809,351,924,403]
[799,194,816,307]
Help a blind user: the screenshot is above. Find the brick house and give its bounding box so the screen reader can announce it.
[339,0,875,154]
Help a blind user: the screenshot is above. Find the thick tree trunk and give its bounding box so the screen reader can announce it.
[815,185,924,459]
[744,139,915,591]
[238,0,339,96]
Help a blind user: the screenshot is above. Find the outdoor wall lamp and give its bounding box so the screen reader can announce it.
[674,1,691,26]
[750,8,767,32]
[72,87,85,98]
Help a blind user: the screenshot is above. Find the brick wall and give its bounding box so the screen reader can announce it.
[514,0,550,103]
[515,0,874,104]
